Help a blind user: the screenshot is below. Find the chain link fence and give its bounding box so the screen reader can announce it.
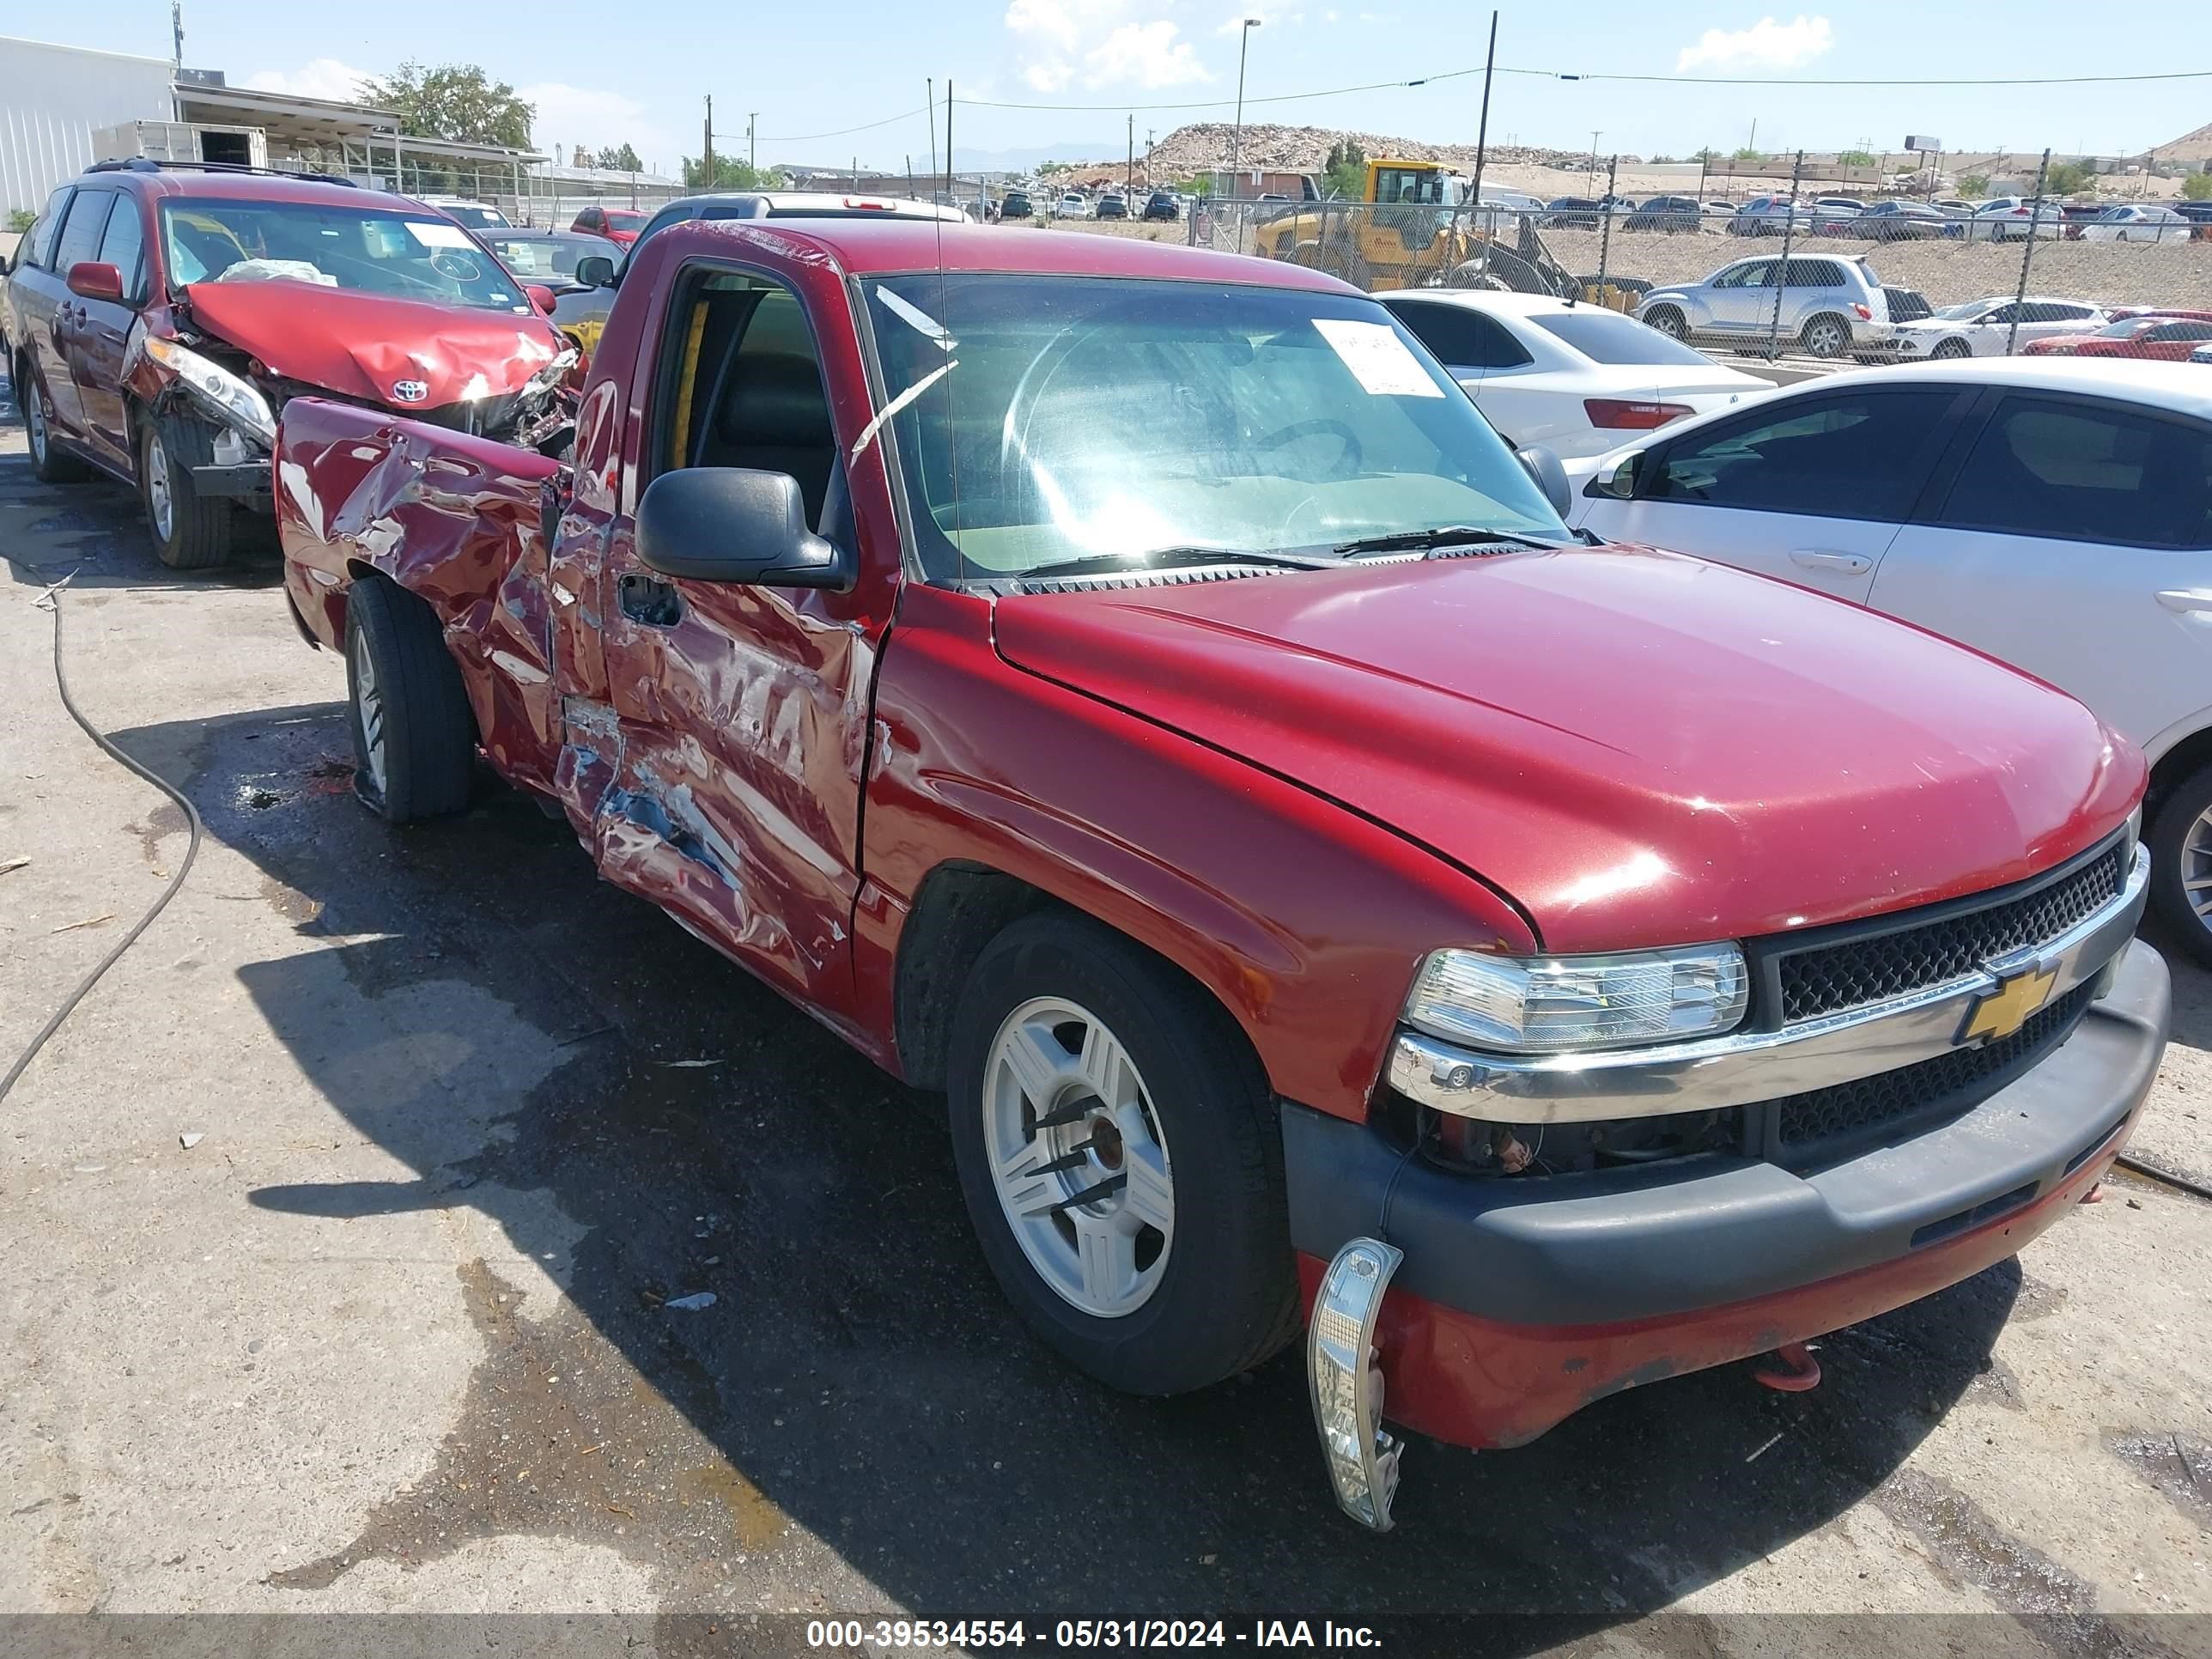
[1181,161,2212,365]
[263,155,690,232]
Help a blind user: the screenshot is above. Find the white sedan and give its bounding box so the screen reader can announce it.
[1564,357,2212,958]
[1054,193,1091,219]
[1378,290,1771,459]
[1889,295,2108,361]
[2079,204,2193,242]
[1966,198,2064,240]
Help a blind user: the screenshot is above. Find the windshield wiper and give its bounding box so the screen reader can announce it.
[1017,545,1340,583]
[1333,526,1566,557]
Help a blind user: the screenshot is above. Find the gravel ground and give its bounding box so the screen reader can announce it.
[1,366,2209,1658]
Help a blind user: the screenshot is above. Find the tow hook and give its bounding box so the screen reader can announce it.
[1753,1340,1823,1393]
[1308,1237,1404,1531]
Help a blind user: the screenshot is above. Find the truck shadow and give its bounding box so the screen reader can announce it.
[112,698,2026,1639]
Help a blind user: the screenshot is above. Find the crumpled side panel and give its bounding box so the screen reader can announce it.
[275,397,567,793]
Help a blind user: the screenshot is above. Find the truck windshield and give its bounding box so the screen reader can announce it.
[160,198,527,312]
[862,273,1565,583]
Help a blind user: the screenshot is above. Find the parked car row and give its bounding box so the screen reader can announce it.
[10,194,2187,1540]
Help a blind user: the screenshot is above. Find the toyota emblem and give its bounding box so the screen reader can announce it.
[391,380,429,404]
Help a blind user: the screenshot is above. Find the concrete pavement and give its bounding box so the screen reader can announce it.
[0,380,2207,1656]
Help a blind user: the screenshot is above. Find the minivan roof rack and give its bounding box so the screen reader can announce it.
[84,158,358,187]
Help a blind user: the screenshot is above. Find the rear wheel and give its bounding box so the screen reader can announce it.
[21,357,90,483]
[1644,305,1686,339]
[1801,313,1852,359]
[141,415,234,569]
[1931,337,1972,361]
[947,913,1297,1396]
[343,574,477,823]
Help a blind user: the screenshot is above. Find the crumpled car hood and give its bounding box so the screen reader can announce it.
[991,546,2142,953]
[184,280,562,410]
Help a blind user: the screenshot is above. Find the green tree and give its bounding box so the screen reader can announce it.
[1958,173,1990,197]
[1693,147,1719,163]
[361,61,534,149]
[1731,145,1762,162]
[682,155,784,191]
[602,142,644,173]
[7,207,35,234]
[2045,159,2097,195]
[1837,149,1876,167]
[1321,138,1365,198]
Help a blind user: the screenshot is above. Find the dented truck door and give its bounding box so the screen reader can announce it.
[579,244,902,1018]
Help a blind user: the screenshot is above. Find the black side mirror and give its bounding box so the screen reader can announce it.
[635,468,854,590]
[1515,444,1573,520]
[575,254,616,288]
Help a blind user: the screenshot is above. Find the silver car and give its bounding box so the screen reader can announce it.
[1635,253,1895,361]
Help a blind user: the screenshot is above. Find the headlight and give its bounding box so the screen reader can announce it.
[141,336,276,447]
[522,345,580,399]
[1405,945,1748,1054]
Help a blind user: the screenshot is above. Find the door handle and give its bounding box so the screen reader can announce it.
[1789,548,1873,575]
[2157,589,2212,615]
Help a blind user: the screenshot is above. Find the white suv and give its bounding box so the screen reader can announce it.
[1566,357,2212,958]
[1891,295,2108,360]
[1636,254,1896,360]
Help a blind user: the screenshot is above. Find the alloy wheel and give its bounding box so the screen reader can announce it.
[2182,806,2212,938]
[983,995,1174,1319]
[146,433,173,542]
[27,376,48,464]
[1807,319,1847,357]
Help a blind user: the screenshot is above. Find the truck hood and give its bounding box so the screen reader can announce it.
[992,548,2139,953]
[182,281,562,410]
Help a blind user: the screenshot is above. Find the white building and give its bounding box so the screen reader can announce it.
[2,35,175,215]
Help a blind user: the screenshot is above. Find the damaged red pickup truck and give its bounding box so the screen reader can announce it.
[274,219,2170,1529]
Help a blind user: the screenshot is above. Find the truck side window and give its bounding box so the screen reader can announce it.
[655,269,843,536]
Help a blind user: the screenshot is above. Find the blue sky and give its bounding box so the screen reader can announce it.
[40,3,2212,173]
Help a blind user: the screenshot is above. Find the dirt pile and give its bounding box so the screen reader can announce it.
[1043,122,1600,183]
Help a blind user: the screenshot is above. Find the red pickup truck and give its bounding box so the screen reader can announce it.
[274,218,2168,1530]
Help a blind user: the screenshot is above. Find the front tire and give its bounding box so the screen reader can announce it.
[947,913,1297,1396]
[2150,764,2212,968]
[1644,305,1686,339]
[141,415,233,569]
[1931,337,1972,360]
[343,574,477,823]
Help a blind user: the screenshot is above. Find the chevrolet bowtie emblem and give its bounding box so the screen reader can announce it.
[1958,966,2059,1045]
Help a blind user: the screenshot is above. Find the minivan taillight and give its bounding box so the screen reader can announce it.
[1584,398,1693,429]
[1852,303,1872,320]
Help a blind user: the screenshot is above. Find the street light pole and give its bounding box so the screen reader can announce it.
[1229,18,1261,198]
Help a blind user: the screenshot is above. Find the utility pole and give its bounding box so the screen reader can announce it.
[703,94,714,186]
[749,112,757,173]
[927,79,936,179]
[945,80,954,210]
[1468,9,1498,234]
[1127,112,1134,195]
[170,0,185,67]
[1588,131,1601,190]
[1229,18,1261,197]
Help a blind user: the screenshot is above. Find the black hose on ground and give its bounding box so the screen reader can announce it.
[2114,1153,2212,1204]
[0,580,204,1106]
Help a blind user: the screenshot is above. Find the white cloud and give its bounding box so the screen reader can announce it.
[1006,1,1213,93]
[243,58,374,104]
[1085,21,1212,88]
[517,81,678,165]
[1675,15,1834,73]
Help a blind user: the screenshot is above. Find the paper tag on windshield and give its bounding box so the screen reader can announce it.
[405,220,476,248]
[1313,319,1443,398]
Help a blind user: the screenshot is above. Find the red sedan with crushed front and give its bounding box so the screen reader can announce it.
[3,161,575,568]
[270,219,2168,1530]
[2024,309,2212,359]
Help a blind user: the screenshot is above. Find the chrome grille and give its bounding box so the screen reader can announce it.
[1777,844,2127,1024]
[1773,980,2096,1158]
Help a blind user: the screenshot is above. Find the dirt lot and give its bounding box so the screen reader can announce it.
[2,366,2209,1657]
